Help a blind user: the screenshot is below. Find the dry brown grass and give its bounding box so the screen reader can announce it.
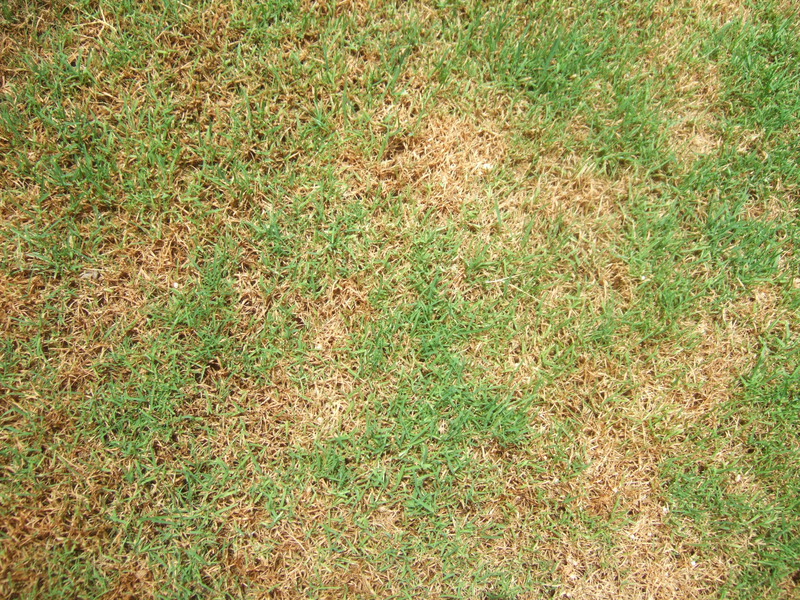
[658,46,723,167]
[0,0,65,82]
[452,278,795,599]
[670,109,723,163]
[341,107,508,216]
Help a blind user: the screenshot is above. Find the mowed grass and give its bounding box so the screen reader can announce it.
[1,0,799,598]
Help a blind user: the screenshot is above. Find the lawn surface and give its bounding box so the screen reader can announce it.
[1,0,799,598]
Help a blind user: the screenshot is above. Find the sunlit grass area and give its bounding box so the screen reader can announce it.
[1,1,799,598]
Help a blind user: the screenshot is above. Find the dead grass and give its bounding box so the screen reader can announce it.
[660,53,724,167]
[341,108,508,217]
[465,281,795,598]
[0,0,66,82]
[689,0,754,23]
[670,110,723,163]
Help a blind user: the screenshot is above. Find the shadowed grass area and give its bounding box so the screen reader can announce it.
[1,0,799,598]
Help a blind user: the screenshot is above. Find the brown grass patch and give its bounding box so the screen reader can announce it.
[0,440,129,595]
[464,283,795,598]
[231,273,373,452]
[503,148,629,231]
[670,110,722,162]
[342,109,508,215]
[493,153,635,311]
[689,0,753,23]
[744,180,800,222]
[220,484,400,598]
[442,432,732,599]
[0,0,68,82]
[664,60,723,165]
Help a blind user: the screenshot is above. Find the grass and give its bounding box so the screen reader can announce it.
[1,0,799,598]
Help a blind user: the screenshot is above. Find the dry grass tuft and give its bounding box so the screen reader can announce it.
[0,0,65,81]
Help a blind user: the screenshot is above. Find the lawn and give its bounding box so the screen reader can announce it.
[1,0,799,598]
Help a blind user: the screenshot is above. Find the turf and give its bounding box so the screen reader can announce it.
[1,0,799,598]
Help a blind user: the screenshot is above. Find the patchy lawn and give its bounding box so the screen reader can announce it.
[1,1,799,598]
